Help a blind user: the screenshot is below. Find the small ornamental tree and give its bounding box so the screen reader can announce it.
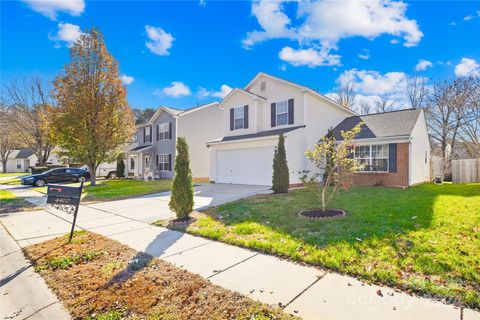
[272,134,289,193]
[301,123,363,211]
[169,137,194,219]
[116,154,125,178]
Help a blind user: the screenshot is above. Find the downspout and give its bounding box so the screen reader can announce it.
[408,136,413,186]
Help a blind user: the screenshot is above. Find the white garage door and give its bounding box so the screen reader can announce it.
[216,146,274,186]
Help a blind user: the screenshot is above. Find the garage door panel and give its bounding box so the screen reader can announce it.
[216,147,273,186]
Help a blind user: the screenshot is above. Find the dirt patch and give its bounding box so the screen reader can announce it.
[0,199,38,214]
[298,208,346,219]
[24,231,296,320]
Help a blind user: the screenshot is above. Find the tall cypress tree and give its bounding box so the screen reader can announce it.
[169,137,194,219]
[116,154,125,178]
[272,134,289,193]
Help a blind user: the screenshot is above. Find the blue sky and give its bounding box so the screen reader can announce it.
[1,0,479,111]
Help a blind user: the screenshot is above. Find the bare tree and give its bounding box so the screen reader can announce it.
[0,106,20,172]
[357,101,372,115]
[405,75,428,109]
[374,93,396,113]
[458,77,480,157]
[1,77,54,166]
[333,81,357,110]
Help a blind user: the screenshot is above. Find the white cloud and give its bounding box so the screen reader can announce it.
[415,59,433,71]
[242,1,295,48]
[358,50,370,60]
[121,74,134,85]
[338,68,408,96]
[464,10,480,21]
[243,0,422,68]
[22,0,85,20]
[160,81,191,97]
[198,84,232,99]
[279,46,341,67]
[49,23,83,48]
[145,25,174,56]
[199,0,206,6]
[455,58,480,77]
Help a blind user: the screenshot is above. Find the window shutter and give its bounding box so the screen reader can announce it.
[230,108,234,131]
[168,154,172,171]
[389,143,397,173]
[169,122,173,140]
[143,127,146,143]
[288,99,294,124]
[244,105,249,129]
[271,103,276,127]
[156,125,159,141]
[156,155,159,169]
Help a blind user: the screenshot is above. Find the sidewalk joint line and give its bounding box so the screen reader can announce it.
[21,301,59,320]
[282,271,328,309]
[207,252,260,279]
[161,241,214,259]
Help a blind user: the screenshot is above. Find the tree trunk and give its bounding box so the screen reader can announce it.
[1,161,6,173]
[321,188,326,212]
[89,164,97,186]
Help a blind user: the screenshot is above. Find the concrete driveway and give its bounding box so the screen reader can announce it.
[80,183,271,223]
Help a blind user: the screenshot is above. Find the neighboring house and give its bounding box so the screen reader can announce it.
[206,72,355,186]
[331,108,431,187]
[125,102,222,181]
[0,149,62,173]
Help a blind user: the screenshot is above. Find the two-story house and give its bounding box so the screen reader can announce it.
[125,102,222,181]
[207,72,430,187]
[206,72,355,186]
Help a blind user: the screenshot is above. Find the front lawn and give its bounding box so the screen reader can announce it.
[34,179,172,202]
[0,172,29,178]
[0,189,37,213]
[158,183,480,309]
[24,231,295,320]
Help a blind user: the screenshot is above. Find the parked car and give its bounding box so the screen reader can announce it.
[21,168,91,187]
[80,163,117,179]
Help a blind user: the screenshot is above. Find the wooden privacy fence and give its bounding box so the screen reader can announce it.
[431,155,444,180]
[452,159,480,183]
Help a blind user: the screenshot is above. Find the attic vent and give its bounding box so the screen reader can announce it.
[260,81,266,91]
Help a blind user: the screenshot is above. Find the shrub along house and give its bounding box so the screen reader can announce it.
[125,102,222,181]
[331,108,431,187]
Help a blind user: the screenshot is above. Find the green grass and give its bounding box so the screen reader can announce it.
[0,172,29,178]
[34,179,172,202]
[159,183,480,309]
[0,189,37,213]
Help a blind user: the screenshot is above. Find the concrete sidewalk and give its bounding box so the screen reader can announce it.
[0,225,70,320]
[2,202,478,320]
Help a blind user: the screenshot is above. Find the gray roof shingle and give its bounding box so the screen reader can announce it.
[331,109,422,140]
[208,125,305,144]
[14,149,35,159]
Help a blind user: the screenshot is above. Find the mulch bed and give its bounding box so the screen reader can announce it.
[298,208,346,219]
[0,199,38,214]
[24,231,296,320]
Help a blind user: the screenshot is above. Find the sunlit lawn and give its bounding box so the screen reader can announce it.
[0,189,37,213]
[158,183,480,309]
[0,173,29,185]
[0,172,29,178]
[34,179,172,202]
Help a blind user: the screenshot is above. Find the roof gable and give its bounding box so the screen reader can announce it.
[332,109,422,140]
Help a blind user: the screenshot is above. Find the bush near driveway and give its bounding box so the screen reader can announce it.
[24,231,296,320]
[34,179,172,202]
[162,183,480,309]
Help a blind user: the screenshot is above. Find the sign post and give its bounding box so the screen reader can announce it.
[46,181,84,243]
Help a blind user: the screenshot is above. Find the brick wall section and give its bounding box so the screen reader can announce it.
[352,142,409,187]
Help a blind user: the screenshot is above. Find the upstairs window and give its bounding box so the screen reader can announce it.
[132,132,138,143]
[276,100,289,126]
[234,107,245,130]
[157,122,169,141]
[144,126,152,143]
[260,81,266,91]
[354,144,389,172]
